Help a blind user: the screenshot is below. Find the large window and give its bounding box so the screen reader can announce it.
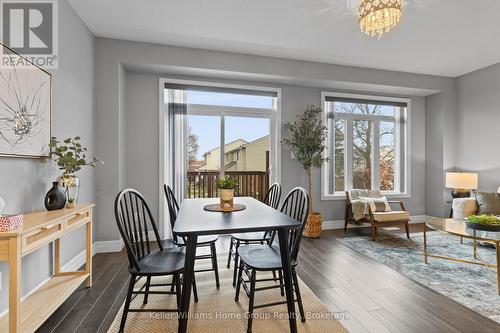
[322,92,409,198]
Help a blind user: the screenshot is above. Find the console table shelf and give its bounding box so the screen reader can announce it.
[0,204,94,333]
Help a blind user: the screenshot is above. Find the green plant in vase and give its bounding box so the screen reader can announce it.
[216,176,239,208]
[42,136,102,208]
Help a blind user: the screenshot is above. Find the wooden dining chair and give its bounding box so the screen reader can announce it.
[114,188,185,333]
[235,187,309,333]
[227,183,282,287]
[164,184,220,289]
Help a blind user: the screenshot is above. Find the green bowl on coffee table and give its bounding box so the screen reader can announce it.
[466,214,500,231]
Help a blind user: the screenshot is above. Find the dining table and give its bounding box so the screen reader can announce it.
[173,196,301,333]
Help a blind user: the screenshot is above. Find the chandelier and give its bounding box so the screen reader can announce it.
[358,0,402,38]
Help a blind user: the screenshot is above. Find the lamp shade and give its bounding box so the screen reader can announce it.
[445,172,478,190]
[497,187,500,194]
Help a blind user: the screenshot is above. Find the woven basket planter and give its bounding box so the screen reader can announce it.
[303,212,322,238]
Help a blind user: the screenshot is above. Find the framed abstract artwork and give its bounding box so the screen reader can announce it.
[0,43,51,158]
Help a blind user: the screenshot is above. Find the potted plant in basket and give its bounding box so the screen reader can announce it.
[42,136,102,208]
[216,176,239,209]
[283,105,328,238]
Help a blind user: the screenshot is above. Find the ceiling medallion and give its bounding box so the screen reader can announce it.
[358,0,402,38]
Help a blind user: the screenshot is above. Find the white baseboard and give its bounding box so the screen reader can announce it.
[93,239,124,253]
[322,215,430,230]
[0,275,51,317]
[61,248,88,272]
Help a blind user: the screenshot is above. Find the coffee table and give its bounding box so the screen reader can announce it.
[424,217,500,295]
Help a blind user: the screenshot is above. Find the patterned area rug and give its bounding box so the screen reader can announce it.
[107,255,347,333]
[337,231,500,323]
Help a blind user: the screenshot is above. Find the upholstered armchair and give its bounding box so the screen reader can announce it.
[344,189,410,241]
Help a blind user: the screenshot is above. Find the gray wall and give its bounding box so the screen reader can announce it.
[93,36,456,243]
[0,0,95,312]
[124,72,427,226]
[456,63,500,191]
[425,89,457,217]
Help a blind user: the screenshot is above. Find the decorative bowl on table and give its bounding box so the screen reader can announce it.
[466,214,500,231]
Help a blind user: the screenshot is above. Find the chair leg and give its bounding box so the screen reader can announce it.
[143,276,151,305]
[119,275,136,333]
[227,237,234,269]
[370,223,377,241]
[235,263,244,301]
[170,274,176,292]
[174,273,182,310]
[210,242,220,288]
[192,274,199,303]
[272,270,277,280]
[232,241,240,287]
[292,268,306,323]
[278,270,285,296]
[405,221,410,239]
[247,270,256,333]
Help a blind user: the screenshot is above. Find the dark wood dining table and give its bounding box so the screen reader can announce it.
[173,196,301,333]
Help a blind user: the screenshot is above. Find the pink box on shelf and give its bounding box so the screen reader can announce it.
[0,214,23,232]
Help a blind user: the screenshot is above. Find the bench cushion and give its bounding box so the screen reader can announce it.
[372,211,409,222]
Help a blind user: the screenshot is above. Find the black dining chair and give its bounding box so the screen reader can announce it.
[235,187,309,333]
[164,184,220,289]
[114,188,185,333]
[227,183,281,287]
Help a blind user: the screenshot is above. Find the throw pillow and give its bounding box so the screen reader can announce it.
[476,192,500,215]
[359,196,391,212]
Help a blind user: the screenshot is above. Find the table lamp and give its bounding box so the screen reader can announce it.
[445,172,478,198]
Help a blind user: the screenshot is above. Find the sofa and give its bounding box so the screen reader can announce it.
[452,192,500,219]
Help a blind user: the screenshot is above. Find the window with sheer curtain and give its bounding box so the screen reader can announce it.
[322,92,410,198]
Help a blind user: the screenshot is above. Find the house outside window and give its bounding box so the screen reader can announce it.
[321,92,410,199]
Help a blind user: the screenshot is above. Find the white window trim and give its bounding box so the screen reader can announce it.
[320,91,412,201]
[159,77,281,239]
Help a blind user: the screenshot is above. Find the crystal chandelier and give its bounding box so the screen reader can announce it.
[358,0,402,38]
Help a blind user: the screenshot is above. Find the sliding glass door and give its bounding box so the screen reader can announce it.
[164,83,279,202]
[185,98,273,200]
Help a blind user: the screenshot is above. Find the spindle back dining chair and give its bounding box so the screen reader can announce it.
[227,183,282,287]
[164,184,220,289]
[114,188,185,332]
[235,186,309,333]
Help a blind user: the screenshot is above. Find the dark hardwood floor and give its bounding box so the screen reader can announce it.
[37,224,500,333]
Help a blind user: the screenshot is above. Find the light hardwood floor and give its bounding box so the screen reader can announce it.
[37,224,500,333]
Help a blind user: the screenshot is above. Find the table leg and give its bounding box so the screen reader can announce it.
[473,239,477,260]
[423,224,428,264]
[54,238,61,275]
[9,236,21,333]
[178,235,197,333]
[85,220,93,287]
[278,229,297,333]
[496,241,500,296]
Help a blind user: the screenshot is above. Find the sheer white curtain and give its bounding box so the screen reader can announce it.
[166,89,187,206]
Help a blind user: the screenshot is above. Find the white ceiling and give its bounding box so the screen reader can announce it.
[68,0,500,77]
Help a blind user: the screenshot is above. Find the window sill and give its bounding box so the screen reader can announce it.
[321,193,411,201]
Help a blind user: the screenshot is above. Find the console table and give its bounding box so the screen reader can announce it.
[0,204,94,332]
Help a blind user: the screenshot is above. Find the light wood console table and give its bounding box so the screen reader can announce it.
[0,204,94,332]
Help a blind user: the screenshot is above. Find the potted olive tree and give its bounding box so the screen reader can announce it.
[283,105,328,237]
[216,176,239,209]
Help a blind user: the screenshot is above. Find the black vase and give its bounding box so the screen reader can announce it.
[44,181,67,211]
